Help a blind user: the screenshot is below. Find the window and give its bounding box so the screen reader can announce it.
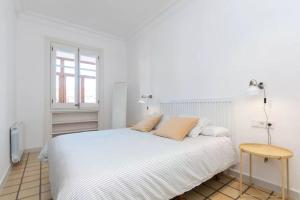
[51,43,99,109]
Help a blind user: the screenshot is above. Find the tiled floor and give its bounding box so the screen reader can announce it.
[0,152,51,200]
[0,152,282,200]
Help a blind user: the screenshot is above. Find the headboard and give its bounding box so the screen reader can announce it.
[159,98,233,133]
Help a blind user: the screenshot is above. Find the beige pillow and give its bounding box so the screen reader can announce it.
[153,117,199,141]
[131,114,163,132]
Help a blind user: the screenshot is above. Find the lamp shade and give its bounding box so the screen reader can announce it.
[138,99,146,104]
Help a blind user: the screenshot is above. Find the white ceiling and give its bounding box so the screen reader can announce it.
[20,0,178,38]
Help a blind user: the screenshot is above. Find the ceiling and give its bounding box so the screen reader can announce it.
[20,0,178,38]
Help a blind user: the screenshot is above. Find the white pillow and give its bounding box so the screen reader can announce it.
[202,126,229,137]
[188,117,211,138]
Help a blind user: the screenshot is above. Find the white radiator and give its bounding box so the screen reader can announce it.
[10,122,24,163]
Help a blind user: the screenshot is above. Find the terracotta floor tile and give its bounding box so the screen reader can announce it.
[9,170,23,178]
[185,191,205,200]
[41,191,52,200]
[18,187,39,199]
[228,180,248,192]
[41,177,49,185]
[246,187,269,200]
[238,194,258,200]
[20,180,40,190]
[205,179,224,190]
[209,192,233,200]
[41,172,48,179]
[41,184,51,193]
[219,186,240,199]
[25,165,40,172]
[0,193,17,200]
[218,175,232,184]
[22,175,39,183]
[5,179,21,187]
[24,170,40,177]
[20,194,40,200]
[194,184,215,197]
[42,168,48,173]
[0,185,19,196]
[7,173,23,181]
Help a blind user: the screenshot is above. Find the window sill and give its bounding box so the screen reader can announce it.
[51,108,99,113]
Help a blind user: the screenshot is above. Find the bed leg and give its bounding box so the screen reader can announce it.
[215,173,221,181]
[178,194,185,200]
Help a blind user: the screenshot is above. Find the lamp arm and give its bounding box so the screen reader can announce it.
[262,87,272,144]
[263,87,267,104]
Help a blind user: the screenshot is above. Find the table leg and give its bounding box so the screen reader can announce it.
[240,150,243,197]
[249,154,252,185]
[287,159,289,199]
[281,159,286,200]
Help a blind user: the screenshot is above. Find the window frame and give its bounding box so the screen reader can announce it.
[50,42,100,110]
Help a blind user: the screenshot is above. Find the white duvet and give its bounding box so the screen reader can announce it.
[47,128,237,200]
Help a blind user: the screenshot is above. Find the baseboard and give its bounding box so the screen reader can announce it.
[228,168,300,200]
[0,164,11,192]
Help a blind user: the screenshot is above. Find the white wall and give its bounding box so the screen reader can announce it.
[0,0,17,186]
[16,14,127,149]
[127,0,300,195]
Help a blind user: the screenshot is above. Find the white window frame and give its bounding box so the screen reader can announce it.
[50,42,100,110]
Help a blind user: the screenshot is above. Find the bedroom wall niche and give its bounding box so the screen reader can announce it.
[51,111,99,136]
[127,0,300,196]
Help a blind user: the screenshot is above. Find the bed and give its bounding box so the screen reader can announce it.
[47,99,238,200]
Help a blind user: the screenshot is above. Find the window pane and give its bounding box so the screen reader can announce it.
[81,78,96,103]
[54,48,76,104]
[80,54,97,104]
[64,67,75,75]
[64,60,75,67]
[57,51,75,60]
[65,76,75,103]
[80,63,96,71]
[56,59,61,66]
[80,70,96,77]
[80,55,96,63]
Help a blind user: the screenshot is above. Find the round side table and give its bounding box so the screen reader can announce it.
[239,143,293,200]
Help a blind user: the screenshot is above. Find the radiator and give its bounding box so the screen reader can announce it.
[10,122,24,163]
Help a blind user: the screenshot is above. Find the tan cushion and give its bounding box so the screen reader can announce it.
[131,114,163,132]
[153,117,198,141]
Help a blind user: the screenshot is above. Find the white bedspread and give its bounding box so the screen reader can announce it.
[47,128,237,200]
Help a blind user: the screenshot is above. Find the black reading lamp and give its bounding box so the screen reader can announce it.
[248,79,272,145]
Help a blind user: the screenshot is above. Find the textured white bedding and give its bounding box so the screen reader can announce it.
[47,128,237,200]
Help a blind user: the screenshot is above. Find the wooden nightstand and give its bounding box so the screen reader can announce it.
[239,143,293,200]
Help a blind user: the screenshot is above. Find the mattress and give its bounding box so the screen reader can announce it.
[47,128,237,200]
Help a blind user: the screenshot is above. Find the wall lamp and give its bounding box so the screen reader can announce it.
[138,95,153,110]
[247,79,272,145]
[248,79,266,103]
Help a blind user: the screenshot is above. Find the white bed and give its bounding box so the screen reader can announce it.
[48,128,237,200]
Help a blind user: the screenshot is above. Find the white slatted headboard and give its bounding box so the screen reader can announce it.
[160,99,233,134]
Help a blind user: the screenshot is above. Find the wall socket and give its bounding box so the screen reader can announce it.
[251,120,272,129]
